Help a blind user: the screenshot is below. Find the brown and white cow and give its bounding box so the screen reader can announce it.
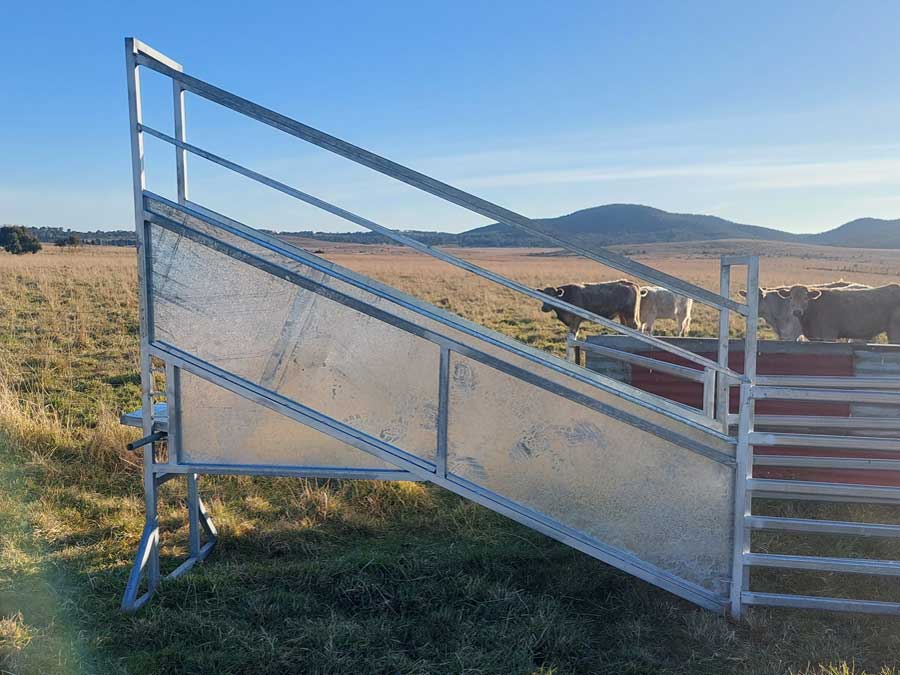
[739,280,871,340]
[775,283,900,343]
[536,279,639,338]
[638,286,693,336]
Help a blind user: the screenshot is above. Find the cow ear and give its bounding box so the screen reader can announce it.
[776,288,792,298]
[808,289,822,300]
[640,288,649,297]
[738,290,747,298]
[555,287,565,297]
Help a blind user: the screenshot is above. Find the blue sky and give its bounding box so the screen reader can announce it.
[1,1,899,234]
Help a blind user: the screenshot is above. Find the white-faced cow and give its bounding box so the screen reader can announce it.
[739,280,871,340]
[536,279,640,339]
[638,286,693,336]
[771,283,900,343]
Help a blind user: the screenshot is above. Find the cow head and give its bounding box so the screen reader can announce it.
[536,286,565,313]
[739,286,822,340]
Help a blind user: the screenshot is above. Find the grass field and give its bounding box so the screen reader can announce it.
[2,241,900,674]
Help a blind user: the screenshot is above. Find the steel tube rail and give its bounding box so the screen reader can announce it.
[749,415,900,431]
[751,387,900,404]
[730,383,754,617]
[755,375,900,389]
[744,552,900,576]
[153,462,419,481]
[131,46,746,316]
[748,478,900,501]
[753,455,900,470]
[138,126,739,379]
[747,515,900,537]
[749,432,900,451]
[124,38,161,606]
[742,592,900,615]
[715,262,732,434]
[566,337,707,383]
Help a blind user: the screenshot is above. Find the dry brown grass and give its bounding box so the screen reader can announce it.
[2,242,900,674]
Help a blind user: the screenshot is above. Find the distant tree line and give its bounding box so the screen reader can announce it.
[0,226,42,254]
[23,225,137,247]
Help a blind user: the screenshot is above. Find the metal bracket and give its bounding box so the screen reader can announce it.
[121,472,218,613]
[127,431,167,452]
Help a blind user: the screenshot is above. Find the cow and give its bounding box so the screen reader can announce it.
[536,279,640,339]
[772,283,900,343]
[637,286,693,336]
[739,280,871,340]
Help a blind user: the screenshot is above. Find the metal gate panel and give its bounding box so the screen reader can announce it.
[150,224,441,465]
[178,371,396,469]
[446,352,733,594]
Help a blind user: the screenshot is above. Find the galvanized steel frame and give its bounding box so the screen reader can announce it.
[128,37,900,618]
[122,36,751,615]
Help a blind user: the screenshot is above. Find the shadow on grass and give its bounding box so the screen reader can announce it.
[27,480,900,675]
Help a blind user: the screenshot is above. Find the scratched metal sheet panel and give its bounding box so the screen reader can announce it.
[144,197,734,460]
[178,371,394,468]
[149,223,440,465]
[446,351,733,594]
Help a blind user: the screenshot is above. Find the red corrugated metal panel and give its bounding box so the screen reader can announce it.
[587,338,898,487]
[626,350,852,416]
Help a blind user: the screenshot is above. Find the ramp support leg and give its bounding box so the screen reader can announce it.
[121,438,161,612]
[122,471,218,612]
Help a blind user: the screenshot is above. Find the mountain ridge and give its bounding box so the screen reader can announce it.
[17,204,900,249]
[296,203,899,249]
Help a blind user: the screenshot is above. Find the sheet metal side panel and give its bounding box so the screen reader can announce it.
[146,197,734,459]
[177,370,397,468]
[446,351,734,594]
[149,223,441,465]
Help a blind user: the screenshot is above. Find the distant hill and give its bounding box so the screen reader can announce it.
[457,204,803,247]
[808,217,900,249]
[18,204,900,249]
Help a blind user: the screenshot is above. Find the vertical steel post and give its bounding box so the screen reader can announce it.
[173,80,189,204]
[436,346,450,478]
[187,473,201,557]
[716,262,732,433]
[165,361,182,463]
[730,256,759,618]
[743,259,759,383]
[702,368,716,418]
[565,333,576,363]
[165,361,200,556]
[125,38,160,591]
[729,382,753,617]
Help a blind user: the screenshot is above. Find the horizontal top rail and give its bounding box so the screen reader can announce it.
[743,552,900,576]
[755,375,900,390]
[567,336,708,383]
[132,45,747,316]
[748,414,900,430]
[748,431,900,452]
[751,386,900,405]
[131,38,183,72]
[140,125,741,380]
[747,515,900,537]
